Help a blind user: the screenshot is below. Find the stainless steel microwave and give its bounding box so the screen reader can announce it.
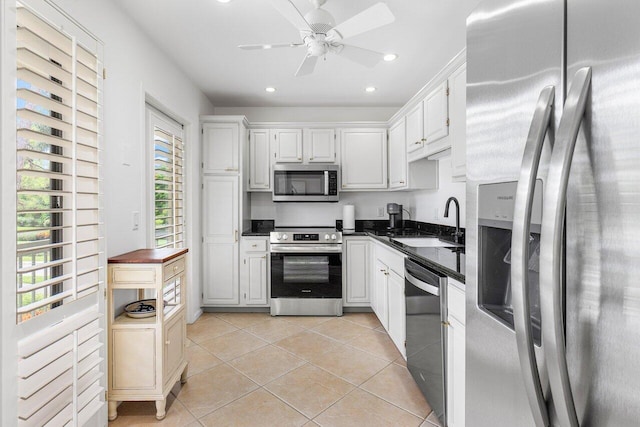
[272,164,339,202]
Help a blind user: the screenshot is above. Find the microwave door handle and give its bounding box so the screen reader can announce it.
[512,85,555,427]
[541,67,591,427]
[324,171,329,196]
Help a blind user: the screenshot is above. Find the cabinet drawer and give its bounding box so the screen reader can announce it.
[111,266,156,286]
[164,257,185,280]
[375,243,405,277]
[243,239,267,252]
[447,282,465,325]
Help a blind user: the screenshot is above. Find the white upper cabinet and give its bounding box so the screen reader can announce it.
[388,119,407,190]
[248,129,271,190]
[305,128,336,163]
[273,129,303,163]
[340,128,387,190]
[405,103,424,154]
[423,80,450,155]
[449,63,467,180]
[202,122,239,173]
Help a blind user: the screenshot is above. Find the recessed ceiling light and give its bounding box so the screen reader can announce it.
[383,53,398,62]
[264,44,272,49]
[365,86,377,93]
[217,0,231,3]
[265,87,276,93]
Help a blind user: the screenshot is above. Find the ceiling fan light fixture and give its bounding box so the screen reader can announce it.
[265,87,276,93]
[365,86,377,93]
[383,53,398,62]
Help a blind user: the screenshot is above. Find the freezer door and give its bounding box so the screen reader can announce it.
[466,0,564,426]
[563,1,640,425]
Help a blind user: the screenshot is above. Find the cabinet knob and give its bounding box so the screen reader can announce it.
[422,138,427,142]
[379,269,386,272]
[174,265,178,271]
[298,157,302,160]
[399,181,405,184]
[414,141,421,145]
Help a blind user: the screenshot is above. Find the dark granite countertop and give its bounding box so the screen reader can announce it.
[366,233,465,283]
[241,219,465,283]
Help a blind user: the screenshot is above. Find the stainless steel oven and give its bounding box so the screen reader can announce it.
[272,164,339,202]
[270,228,342,316]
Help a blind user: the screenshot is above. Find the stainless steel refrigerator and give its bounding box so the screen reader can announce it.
[466,0,640,426]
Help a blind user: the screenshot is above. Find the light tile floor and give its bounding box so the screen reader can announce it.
[108,312,443,427]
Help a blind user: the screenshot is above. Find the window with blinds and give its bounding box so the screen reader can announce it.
[150,109,184,249]
[16,3,102,323]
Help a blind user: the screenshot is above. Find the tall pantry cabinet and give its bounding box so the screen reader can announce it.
[200,116,250,306]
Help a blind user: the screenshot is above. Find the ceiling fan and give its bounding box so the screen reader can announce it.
[239,0,396,76]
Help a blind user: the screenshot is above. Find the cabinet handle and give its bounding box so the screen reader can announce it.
[173,265,178,271]
[442,321,450,327]
[251,244,258,248]
[298,157,302,160]
[399,181,405,184]
[309,157,314,160]
[379,269,386,272]
[262,255,267,259]
[421,138,427,142]
[225,168,238,172]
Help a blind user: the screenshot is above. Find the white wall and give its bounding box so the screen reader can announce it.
[251,191,414,227]
[214,106,397,123]
[411,156,466,228]
[52,0,215,323]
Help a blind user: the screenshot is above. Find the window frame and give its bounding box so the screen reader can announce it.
[146,105,185,249]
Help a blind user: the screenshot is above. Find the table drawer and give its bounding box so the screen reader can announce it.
[164,256,185,280]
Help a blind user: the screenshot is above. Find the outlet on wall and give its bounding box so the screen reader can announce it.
[377,207,385,217]
[433,208,439,219]
[132,211,139,231]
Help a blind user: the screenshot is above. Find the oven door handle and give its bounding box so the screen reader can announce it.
[270,245,342,254]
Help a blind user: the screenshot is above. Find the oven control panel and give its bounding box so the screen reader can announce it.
[294,233,319,241]
[270,230,342,244]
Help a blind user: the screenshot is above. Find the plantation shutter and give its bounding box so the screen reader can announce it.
[148,107,184,249]
[13,1,106,425]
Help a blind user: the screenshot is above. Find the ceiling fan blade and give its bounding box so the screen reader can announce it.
[336,44,384,68]
[295,54,318,76]
[326,2,395,42]
[269,0,313,32]
[238,43,303,50]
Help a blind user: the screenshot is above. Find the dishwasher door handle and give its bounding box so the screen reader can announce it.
[405,270,440,296]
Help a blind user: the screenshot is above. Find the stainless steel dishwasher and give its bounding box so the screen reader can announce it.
[404,257,448,426]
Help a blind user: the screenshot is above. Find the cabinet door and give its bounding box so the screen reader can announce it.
[202,122,239,173]
[164,311,185,382]
[447,281,466,427]
[423,81,449,148]
[373,259,389,329]
[244,254,269,305]
[273,129,303,163]
[249,129,271,190]
[387,270,406,358]
[340,129,387,190]
[344,238,370,306]
[111,328,156,390]
[306,128,336,163]
[388,119,407,190]
[202,176,239,305]
[449,63,467,180]
[405,102,424,153]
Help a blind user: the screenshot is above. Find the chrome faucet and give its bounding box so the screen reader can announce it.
[444,197,463,244]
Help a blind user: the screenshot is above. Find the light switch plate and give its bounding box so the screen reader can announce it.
[132,211,139,230]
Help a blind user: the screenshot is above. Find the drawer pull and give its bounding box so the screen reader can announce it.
[173,266,178,271]
[251,244,257,248]
[165,340,170,345]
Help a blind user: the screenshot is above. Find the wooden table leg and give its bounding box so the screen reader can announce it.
[155,399,167,420]
[108,401,118,421]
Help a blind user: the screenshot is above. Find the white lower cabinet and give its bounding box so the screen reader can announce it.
[371,242,406,358]
[343,237,370,307]
[387,269,406,359]
[240,237,270,306]
[446,278,466,427]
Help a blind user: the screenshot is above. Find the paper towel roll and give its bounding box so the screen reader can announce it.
[343,204,355,233]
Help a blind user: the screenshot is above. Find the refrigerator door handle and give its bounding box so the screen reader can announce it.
[512,86,555,427]
[540,67,592,427]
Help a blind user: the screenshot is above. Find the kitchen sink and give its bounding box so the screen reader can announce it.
[392,237,463,248]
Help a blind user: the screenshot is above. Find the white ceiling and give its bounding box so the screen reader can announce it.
[114,0,480,108]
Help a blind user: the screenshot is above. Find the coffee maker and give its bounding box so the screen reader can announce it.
[386,203,403,230]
